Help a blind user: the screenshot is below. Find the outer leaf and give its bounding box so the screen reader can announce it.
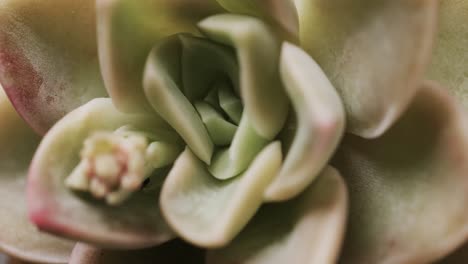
[264,42,344,201]
[0,0,107,134]
[199,14,289,140]
[161,142,282,248]
[333,82,468,263]
[69,240,204,264]
[0,88,73,263]
[97,0,221,113]
[296,0,438,138]
[207,167,347,264]
[428,0,468,106]
[28,98,175,249]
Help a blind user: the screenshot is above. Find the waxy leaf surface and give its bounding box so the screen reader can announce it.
[0,0,107,134]
[333,82,468,263]
[296,0,437,138]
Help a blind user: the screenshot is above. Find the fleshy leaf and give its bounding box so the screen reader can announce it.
[214,0,298,37]
[179,34,239,101]
[160,142,282,248]
[209,115,269,180]
[195,102,237,146]
[28,98,176,249]
[332,82,468,263]
[427,0,468,106]
[0,88,74,263]
[296,0,438,138]
[207,167,348,264]
[0,0,107,134]
[97,0,222,113]
[69,240,204,264]
[199,14,289,140]
[218,82,242,125]
[264,42,344,201]
[143,35,215,164]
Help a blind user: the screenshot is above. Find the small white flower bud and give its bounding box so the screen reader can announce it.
[65,129,182,205]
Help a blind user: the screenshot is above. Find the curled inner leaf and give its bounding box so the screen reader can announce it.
[199,14,289,140]
[143,28,272,179]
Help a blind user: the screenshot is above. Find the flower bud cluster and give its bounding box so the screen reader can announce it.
[66,131,149,205]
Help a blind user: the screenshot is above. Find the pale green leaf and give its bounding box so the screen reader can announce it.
[195,101,237,146]
[161,142,282,248]
[296,0,438,138]
[218,82,243,125]
[208,167,347,264]
[209,114,268,180]
[199,14,289,140]
[179,34,239,101]
[143,35,214,164]
[265,42,345,201]
[97,0,221,112]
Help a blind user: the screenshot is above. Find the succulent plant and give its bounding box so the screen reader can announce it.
[0,0,466,263]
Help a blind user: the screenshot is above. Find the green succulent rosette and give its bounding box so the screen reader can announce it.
[0,0,466,263]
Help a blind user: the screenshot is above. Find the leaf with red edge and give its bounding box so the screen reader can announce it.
[0,0,107,135]
[28,98,175,249]
[0,88,74,264]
